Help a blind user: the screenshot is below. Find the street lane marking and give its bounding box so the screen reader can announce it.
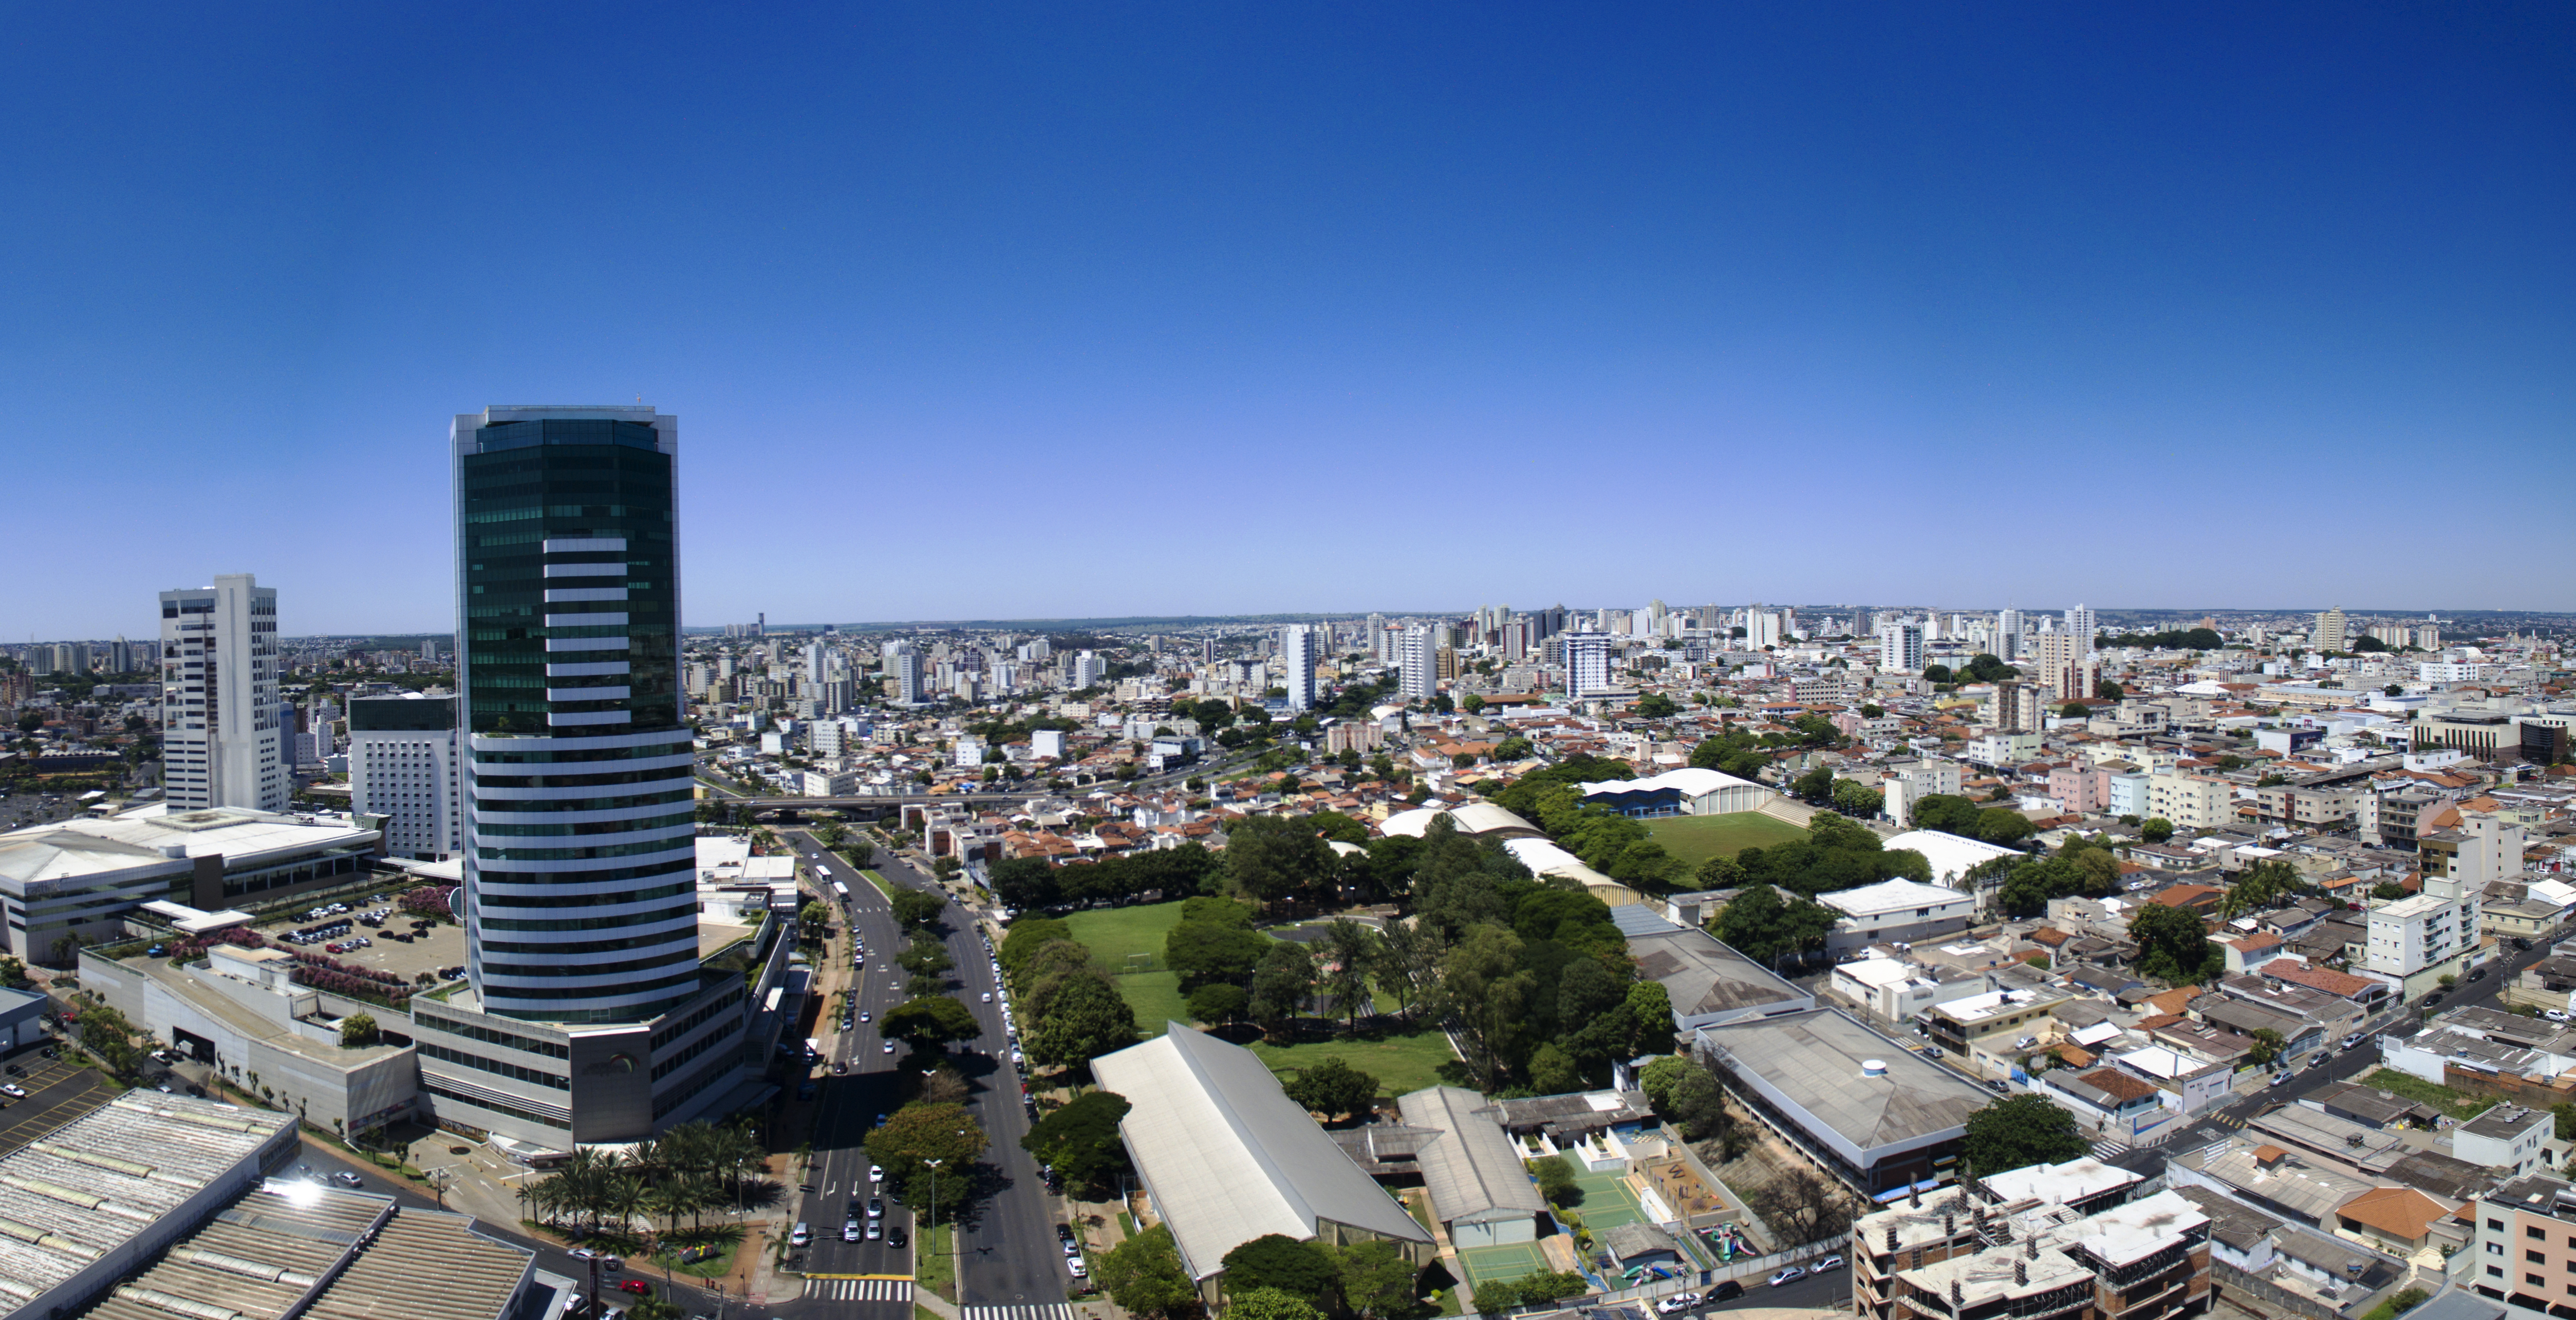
[802,1277,915,1300]
[963,1305,1073,1320]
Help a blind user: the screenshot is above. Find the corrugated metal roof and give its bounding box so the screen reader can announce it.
[1093,1026,1429,1281]
[1397,1087,1546,1227]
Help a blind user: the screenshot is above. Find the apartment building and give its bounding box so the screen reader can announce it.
[2465,1174,2576,1310]
[2148,773,2232,831]
[2366,895,2457,978]
[159,573,287,813]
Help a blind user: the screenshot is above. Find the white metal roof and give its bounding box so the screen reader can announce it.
[1092,1027,1429,1281]
[1817,877,1975,918]
[1880,829,2025,884]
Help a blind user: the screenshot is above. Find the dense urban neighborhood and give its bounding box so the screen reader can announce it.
[11,521,2576,1320]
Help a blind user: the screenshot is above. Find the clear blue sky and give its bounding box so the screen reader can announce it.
[5,4,2570,638]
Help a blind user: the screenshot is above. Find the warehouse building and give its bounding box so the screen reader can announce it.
[1692,1007,1991,1194]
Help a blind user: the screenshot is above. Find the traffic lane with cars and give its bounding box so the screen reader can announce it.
[871,850,1075,1313]
[1689,1257,1850,1315]
[786,830,918,1282]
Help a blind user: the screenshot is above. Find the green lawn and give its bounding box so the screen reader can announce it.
[1250,1024,1460,1097]
[860,869,898,899]
[1063,901,1190,971]
[1645,812,1809,869]
[1064,902,1196,1035]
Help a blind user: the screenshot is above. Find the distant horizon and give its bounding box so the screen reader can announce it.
[13,603,2564,649]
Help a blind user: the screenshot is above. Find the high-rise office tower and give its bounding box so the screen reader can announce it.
[2065,604,2097,654]
[1281,625,1318,711]
[452,406,696,1026]
[1398,625,1437,701]
[1562,632,1612,698]
[349,693,461,860]
[159,573,286,812]
[1995,609,2024,662]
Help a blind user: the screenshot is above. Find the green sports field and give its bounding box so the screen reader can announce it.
[1062,901,1193,1035]
[1644,812,1809,869]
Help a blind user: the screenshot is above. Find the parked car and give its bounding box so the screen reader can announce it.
[1067,1256,1089,1279]
[331,1172,363,1187]
[1768,1267,1806,1287]
[1815,1254,1845,1272]
[614,1280,649,1296]
[2548,1010,2571,1023]
[1655,1292,1700,1314]
[789,1222,812,1248]
[2470,967,2489,981]
[1706,1281,1744,1303]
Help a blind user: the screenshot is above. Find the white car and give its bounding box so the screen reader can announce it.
[1768,1266,1805,1287]
[883,1042,896,1054]
[1814,1254,1844,1272]
[1655,1293,1700,1314]
[789,1222,812,1248]
[2549,1010,2570,1023]
[0,1084,25,1099]
[869,1165,885,1183]
[1067,1256,1089,1279]
[982,992,993,1003]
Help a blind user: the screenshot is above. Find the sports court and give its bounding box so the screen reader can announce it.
[1457,1240,1552,1285]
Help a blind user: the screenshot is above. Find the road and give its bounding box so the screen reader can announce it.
[788,831,1073,1320]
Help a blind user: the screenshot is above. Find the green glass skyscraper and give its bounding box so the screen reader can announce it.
[451,405,696,1025]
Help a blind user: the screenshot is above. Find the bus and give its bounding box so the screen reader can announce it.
[831,880,851,904]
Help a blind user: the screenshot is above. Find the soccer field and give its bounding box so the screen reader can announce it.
[1644,812,1809,868]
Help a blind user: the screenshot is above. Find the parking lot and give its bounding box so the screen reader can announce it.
[0,1041,117,1157]
[251,899,467,990]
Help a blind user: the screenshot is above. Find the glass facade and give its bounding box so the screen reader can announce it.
[455,407,699,1025]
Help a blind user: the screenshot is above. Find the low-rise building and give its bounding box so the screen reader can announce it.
[1692,1007,1991,1194]
[1818,879,1980,954]
[1922,986,2073,1079]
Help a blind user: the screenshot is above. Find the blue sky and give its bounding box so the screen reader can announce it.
[5,3,2570,638]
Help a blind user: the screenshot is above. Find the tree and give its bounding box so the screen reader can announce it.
[1638,1055,1692,1112]
[1334,1240,1421,1320]
[1283,1056,1381,1123]
[1475,1272,1588,1313]
[1097,1223,1198,1317]
[1635,693,1678,719]
[1222,1235,1340,1308]
[0,954,22,986]
[1921,663,1954,684]
[1750,1165,1862,1246]
[1974,808,2036,846]
[2095,678,2124,701]
[1021,1090,1131,1193]
[889,888,946,930]
[1248,940,1318,1039]
[882,995,982,1050]
[1226,815,1334,905]
[863,1102,987,1218]
[1789,764,1835,802]
[2371,880,2406,901]
[1530,1154,1581,1204]
[2060,702,2089,720]
[1165,920,1269,990]
[1024,972,1140,1071]
[1187,982,1249,1024]
[1832,779,1885,816]
[799,900,832,932]
[77,1003,142,1079]
[2129,901,2217,984]
[2139,817,2176,844]
[1526,1042,1580,1096]
[896,935,954,979]
[1707,884,1836,967]
[339,1012,380,1048]
[1439,925,1533,1089]
[1911,795,1983,835]
[1319,920,1383,1034]
[1961,1095,2091,1175]
[1230,1289,1326,1320]
[1461,694,1486,714]
[2247,1028,2286,1068]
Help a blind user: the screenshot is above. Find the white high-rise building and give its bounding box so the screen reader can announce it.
[1562,632,1612,698]
[1071,651,1106,687]
[159,573,285,812]
[885,641,926,706]
[1398,625,1438,702]
[2065,605,2097,655]
[1876,620,1925,675]
[1994,609,2024,662]
[1281,625,1318,712]
[348,693,460,860]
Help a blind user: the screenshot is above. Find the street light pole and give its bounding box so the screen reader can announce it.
[923,1158,943,1296]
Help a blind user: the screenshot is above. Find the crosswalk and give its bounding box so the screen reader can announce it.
[964,1304,1075,1320]
[2090,1139,2130,1159]
[802,1276,915,1302]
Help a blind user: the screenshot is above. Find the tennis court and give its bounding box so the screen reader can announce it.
[1457,1240,1551,1285]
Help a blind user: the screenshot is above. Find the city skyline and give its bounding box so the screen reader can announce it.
[6,5,2572,635]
